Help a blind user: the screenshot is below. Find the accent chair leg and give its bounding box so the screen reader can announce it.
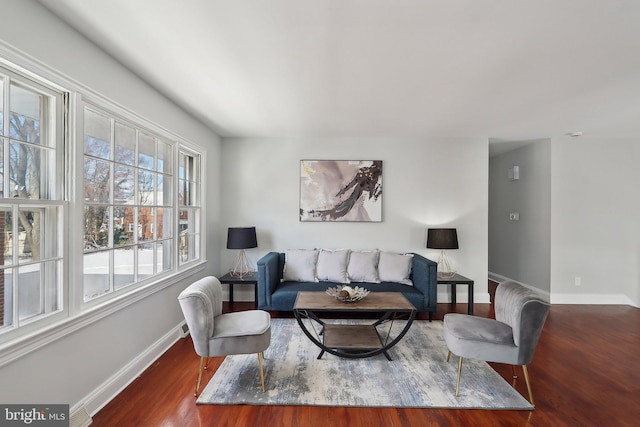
[511,365,518,386]
[455,356,463,397]
[194,356,206,397]
[447,350,452,363]
[522,365,535,406]
[258,352,266,392]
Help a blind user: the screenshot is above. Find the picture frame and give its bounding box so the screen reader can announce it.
[299,160,383,222]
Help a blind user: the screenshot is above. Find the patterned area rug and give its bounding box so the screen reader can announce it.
[197,318,533,409]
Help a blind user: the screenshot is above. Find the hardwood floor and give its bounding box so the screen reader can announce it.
[91,287,640,427]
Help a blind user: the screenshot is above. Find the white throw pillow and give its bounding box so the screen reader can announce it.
[347,250,380,283]
[378,252,414,285]
[316,249,351,283]
[283,249,319,282]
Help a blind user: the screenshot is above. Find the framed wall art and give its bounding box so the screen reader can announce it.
[299,160,383,222]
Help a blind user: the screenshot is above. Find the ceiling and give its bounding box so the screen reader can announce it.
[38,0,640,144]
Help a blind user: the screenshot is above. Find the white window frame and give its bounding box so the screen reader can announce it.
[0,62,68,346]
[178,147,202,267]
[0,50,207,366]
[75,98,205,311]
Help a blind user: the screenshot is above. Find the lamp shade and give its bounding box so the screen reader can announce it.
[227,227,258,249]
[426,228,459,250]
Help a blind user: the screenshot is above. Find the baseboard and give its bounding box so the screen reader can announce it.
[550,293,637,306]
[488,272,638,306]
[69,404,91,427]
[76,323,184,421]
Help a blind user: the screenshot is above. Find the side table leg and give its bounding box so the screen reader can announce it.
[229,283,234,304]
[468,282,474,315]
[254,286,258,309]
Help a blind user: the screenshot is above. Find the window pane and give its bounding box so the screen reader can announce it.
[114,122,135,165]
[1,209,12,266]
[84,157,111,203]
[179,233,190,264]
[179,179,189,206]
[156,239,172,273]
[178,208,199,265]
[113,206,135,246]
[9,83,41,144]
[156,207,172,239]
[138,170,155,205]
[114,165,135,204]
[158,140,171,173]
[9,142,43,199]
[0,78,4,135]
[114,247,134,289]
[0,139,4,198]
[178,209,189,235]
[139,207,154,241]
[178,153,189,180]
[138,244,153,280]
[18,264,42,321]
[84,206,110,250]
[0,268,13,328]
[158,174,172,206]
[84,109,111,159]
[179,234,199,265]
[188,181,197,206]
[17,208,43,262]
[84,251,110,300]
[138,133,155,170]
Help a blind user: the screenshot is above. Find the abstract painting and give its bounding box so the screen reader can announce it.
[300,160,382,222]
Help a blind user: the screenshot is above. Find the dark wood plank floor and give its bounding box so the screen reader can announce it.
[91,284,640,427]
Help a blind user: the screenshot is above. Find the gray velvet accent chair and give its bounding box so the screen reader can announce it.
[178,276,271,396]
[443,280,550,405]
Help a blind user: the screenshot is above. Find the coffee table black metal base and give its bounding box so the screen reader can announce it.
[293,292,417,360]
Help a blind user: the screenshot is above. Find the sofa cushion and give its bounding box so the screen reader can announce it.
[283,249,319,282]
[316,249,351,283]
[378,252,413,285]
[347,250,380,283]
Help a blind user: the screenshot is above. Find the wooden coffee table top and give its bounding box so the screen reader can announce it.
[294,291,415,312]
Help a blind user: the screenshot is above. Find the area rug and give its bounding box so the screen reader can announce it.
[197,318,533,409]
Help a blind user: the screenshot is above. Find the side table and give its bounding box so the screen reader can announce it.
[218,272,258,308]
[437,273,474,315]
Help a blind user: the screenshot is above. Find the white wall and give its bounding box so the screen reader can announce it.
[220,137,489,304]
[0,0,222,417]
[551,136,639,306]
[489,140,551,295]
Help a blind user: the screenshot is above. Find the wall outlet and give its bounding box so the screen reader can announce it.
[509,212,520,221]
[574,277,582,287]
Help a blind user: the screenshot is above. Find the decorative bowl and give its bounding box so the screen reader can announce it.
[326,285,370,303]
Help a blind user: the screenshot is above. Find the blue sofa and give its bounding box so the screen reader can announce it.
[257,251,438,320]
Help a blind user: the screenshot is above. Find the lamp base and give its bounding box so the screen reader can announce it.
[437,271,457,280]
[436,250,456,280]
[229,249,254,279]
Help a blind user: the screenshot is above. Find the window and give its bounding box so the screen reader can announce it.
[0,66,64,334]
[178,150,201,265]
[82,106,180,302]
[0,55,204,352]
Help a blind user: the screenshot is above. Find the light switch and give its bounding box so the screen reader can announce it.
[509,212,520,221]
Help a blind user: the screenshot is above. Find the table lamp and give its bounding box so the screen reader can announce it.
[227,226,258,278]
[426,228,458,279]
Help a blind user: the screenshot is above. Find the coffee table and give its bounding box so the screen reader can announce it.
[293,291,416,360]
